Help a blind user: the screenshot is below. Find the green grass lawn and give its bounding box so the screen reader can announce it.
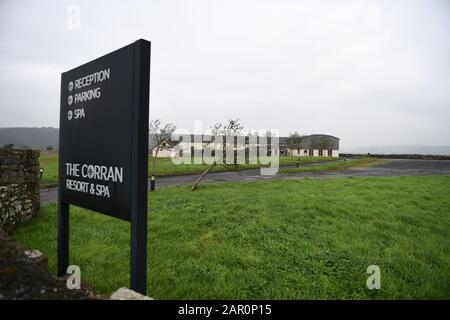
[279,158,384,174]
[148,155,333,175]
[13,176,450,299]
[38,152,335,187]
[39,152,59,186]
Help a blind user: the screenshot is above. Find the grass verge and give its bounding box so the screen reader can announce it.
[279,158,384,174]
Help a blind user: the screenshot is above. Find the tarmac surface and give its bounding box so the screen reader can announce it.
[40,159,450,203]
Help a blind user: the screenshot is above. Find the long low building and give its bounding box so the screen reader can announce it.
[280,134,340,157]
[151,134,340,158]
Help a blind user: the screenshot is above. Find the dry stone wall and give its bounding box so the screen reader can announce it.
[0,148,40,232]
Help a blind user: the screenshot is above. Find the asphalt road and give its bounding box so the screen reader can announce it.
[40,159,450,203]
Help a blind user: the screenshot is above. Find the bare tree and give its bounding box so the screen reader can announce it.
[2,143,14,149]
[191,119,243,191]
[149,119,176,186]
[287,131,302,158]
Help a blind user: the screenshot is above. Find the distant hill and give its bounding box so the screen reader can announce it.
[2,128,450,156]
[0,127,59,150]
[345,145,450,156]
[1,127,159,151]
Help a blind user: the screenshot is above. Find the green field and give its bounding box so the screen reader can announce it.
[38,152,335,186]
[279,158,384,174]
[39,152,59,186]
[13,176,450,299]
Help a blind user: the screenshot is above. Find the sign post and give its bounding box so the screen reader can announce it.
[57,39,151,295]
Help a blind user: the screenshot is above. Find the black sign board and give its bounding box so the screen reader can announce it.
[57,39,150,294]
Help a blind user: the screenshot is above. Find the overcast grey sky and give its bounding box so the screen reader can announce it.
[0,0,449,150]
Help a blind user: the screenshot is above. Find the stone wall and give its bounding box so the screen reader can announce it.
[340,153,450,160]
[0,148,40,232]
